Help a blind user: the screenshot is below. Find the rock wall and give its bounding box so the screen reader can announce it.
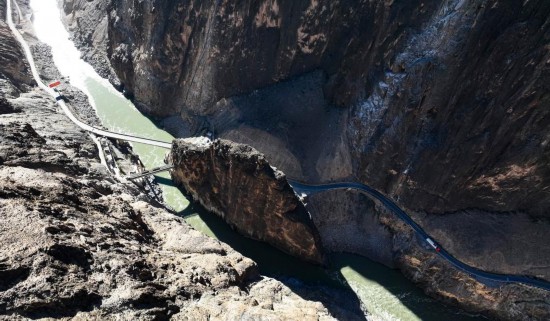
[349,0,550,219]
[58,0,120,85]
[0,0,33,94]
[169,138,325,264]
[63,0,550,216]
[102,0,443,117]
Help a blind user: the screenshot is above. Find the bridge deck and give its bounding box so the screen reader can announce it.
[127,165,174,180]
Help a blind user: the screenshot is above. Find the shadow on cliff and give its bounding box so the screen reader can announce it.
[156,176,486,320]
[176,198,368,320]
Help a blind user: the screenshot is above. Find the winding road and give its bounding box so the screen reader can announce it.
[7,0,550,294]
[6,0,172,149]
[288,180,550,291]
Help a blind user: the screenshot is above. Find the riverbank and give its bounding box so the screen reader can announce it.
[0,90,353,319]
[21,10,166,203]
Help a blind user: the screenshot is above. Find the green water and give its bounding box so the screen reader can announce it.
[83,77,487,321]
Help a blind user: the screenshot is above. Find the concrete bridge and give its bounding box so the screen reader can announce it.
[127,165,174,180]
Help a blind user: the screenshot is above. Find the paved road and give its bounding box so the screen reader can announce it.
[6,0,172,149]
[289,180,550,292]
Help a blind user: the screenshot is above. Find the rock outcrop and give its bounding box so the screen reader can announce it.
[0,0,33,94]
[169,138,325,264]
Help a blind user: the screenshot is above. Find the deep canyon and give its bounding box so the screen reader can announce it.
[0,0,366,319]
[0,0,549,319]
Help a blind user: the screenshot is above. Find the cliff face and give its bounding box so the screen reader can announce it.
[0,1,33,93]
[350,0,550,218]
[169,138,325,264]
[65,0,550,217]
[100,0,442,116]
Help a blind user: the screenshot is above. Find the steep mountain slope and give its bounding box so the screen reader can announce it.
[64,0,550,216]
[59,0,550,319]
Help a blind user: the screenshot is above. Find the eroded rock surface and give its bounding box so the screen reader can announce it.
[0,83,344,319]
[0,162,343,319]
[0,1,33,95]
[169,138,325,264]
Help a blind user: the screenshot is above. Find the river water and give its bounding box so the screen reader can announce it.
[28,1,485,320]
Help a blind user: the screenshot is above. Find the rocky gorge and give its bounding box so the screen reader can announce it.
[4,0,550,319]
[0,1,368,319]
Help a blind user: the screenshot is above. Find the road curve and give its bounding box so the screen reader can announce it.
[288,180,550,292]
[6,0,172,149]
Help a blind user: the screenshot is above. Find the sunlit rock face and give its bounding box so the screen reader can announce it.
[0,2,33,93]
[169,138,325,264]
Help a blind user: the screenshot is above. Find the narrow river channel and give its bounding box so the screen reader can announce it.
[28,1,486,320]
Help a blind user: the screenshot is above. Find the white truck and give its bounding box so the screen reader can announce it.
[426,238,441,252]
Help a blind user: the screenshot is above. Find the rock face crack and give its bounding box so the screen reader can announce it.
[44,244,94,271]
